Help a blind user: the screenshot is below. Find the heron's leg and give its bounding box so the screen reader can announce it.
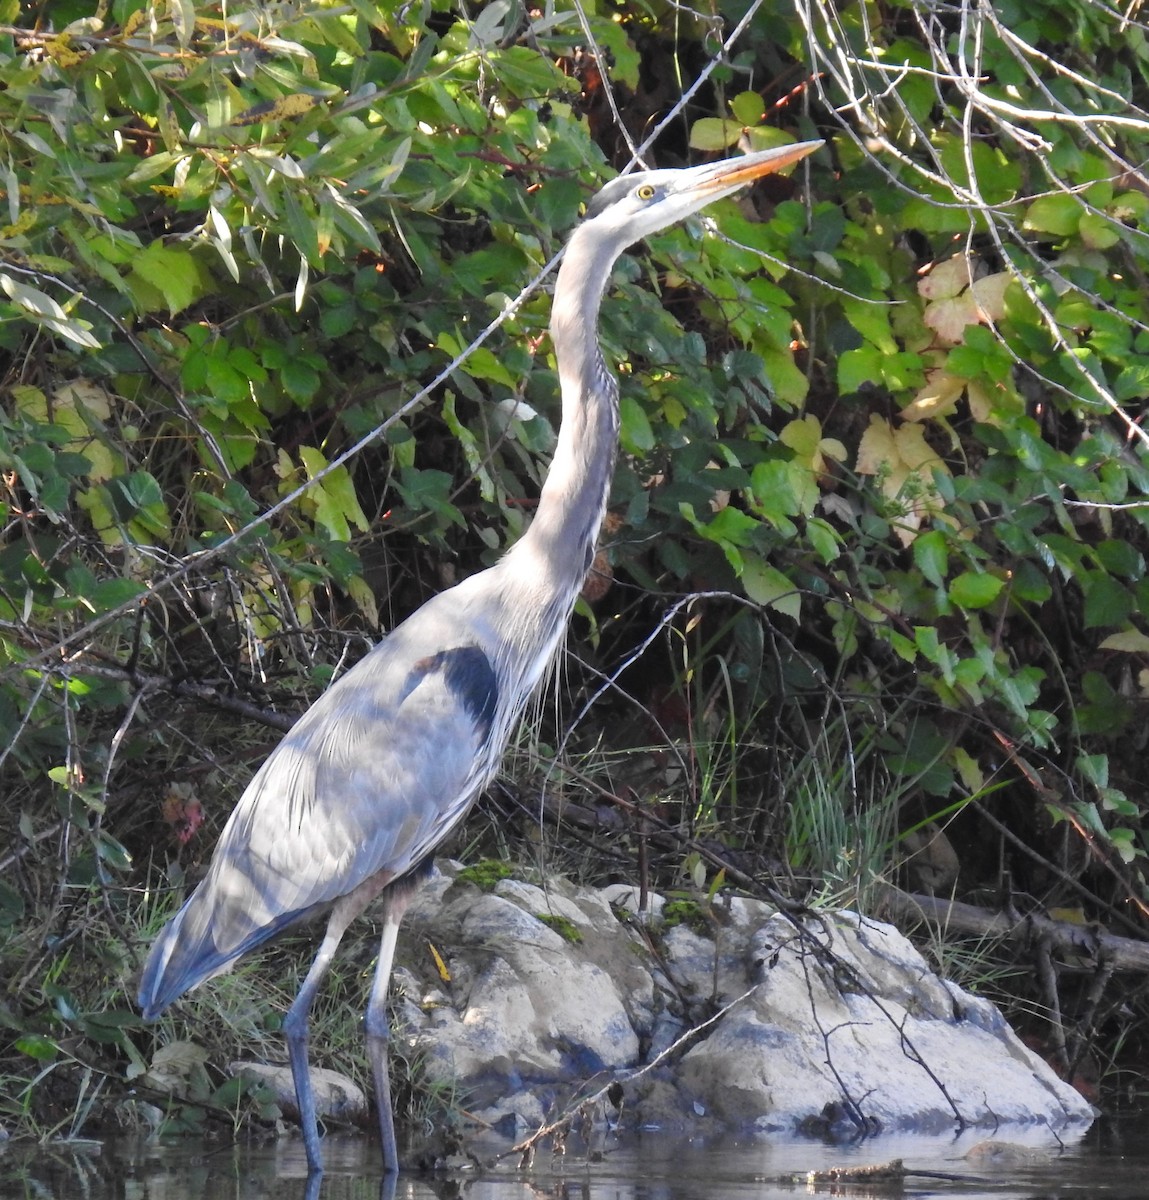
[365,885,418,1176]
[284,897,361,1174]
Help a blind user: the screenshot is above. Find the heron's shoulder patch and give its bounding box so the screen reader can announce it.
[401,645,498,739]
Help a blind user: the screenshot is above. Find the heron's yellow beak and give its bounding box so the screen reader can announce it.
[696,139,823,193]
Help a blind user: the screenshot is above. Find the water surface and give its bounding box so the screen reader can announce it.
[5,1117,1143,1200]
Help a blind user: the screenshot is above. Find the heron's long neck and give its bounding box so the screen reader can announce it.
[506,227,621,602]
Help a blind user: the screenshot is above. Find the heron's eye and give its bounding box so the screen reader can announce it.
[636,184,656,201]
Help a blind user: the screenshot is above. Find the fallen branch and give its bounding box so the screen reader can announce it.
[878,886,1149,973]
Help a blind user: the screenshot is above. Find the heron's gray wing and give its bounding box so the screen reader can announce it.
[138,629,497,1014]
[235,640,496,916]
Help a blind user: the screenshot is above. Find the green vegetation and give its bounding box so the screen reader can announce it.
[456,860,516,892]
[660,899,711,938]
[535,913,583,944]
[3,0,1149,1143]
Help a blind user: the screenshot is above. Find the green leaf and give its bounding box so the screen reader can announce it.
[1082,572,1133,629]
[130,242,204,316]
[1115,362,1149,402]
[16,1034,59,1060]
[688,118,741,151]
[741,558,801,620]
[730,91,766,126]
[761,348,809,405]
[1022,194,1081,238]
[948,571,1004,609]
[806,517,841,564]
[299,446,369,542]
[1079,211,1120,249]
[619,395,655,454]
[843,297,899,354]
[1076,753,1109,788]
[913,530,949,589]
[838,346,883,393]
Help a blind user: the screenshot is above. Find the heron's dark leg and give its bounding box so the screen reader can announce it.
[284,896,361,1174]
[365,884,417,1176]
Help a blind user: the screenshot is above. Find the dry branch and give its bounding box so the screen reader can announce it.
[878,887,1149,973]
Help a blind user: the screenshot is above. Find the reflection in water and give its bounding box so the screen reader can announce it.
[7,1120,1147,1200]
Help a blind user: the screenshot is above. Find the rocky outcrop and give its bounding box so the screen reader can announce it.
[386,863,1094,1138]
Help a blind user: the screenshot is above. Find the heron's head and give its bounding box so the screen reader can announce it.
[581,139,823,251]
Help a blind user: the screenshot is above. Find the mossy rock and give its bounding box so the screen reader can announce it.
[535,913,583,944]
[456,860,515,892]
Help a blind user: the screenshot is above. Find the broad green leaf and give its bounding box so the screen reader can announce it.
[761,348,809,405]
[619,395,655,454]
[130,242,203,316]
[1022,194,1081,237]
[948,571,1004,609]
[730,92,766,126]
[838,345,883,393]
[1099,629,1149,653]
[741,558,801,620]
[689,118,740,151]
[912,529,949,589]
[1079,211,1120,249]
[1082,573,1133,629]
[16,1034,59,1061]
[806,517,841,564]
[299,446,370,543]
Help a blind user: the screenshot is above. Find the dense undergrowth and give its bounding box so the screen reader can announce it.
[4,0,1149,1147]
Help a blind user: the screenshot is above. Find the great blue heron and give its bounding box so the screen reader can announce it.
[138,138,823,1174]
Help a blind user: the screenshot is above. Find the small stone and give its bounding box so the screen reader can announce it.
[229,1062,367,1122]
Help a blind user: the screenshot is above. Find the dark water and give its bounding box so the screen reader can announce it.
[3,1118,1146,1200]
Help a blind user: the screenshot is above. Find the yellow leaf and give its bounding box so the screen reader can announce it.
[903,370,967,421]
[856,415,895,475]
[856,416,949,545]
[969,272,1010,321]
[231,93,318,128]
[1047,907,1088,926]
[19,381,121,481]
[57,380,111,423]
[917,255,974,300]
[919,258,1009,344]
[1099,629,1149,653]
[779,415,844,482]
[345,575,379,629]
[780,414,822,457]
[951,746,984,792]
[966,378,1023,425]
[966,380,994,423]
[892,422,944,472]
[427,940,452,983]
[924,291,979,344]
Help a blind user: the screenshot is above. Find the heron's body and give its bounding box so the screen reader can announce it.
[138,139,821,1175]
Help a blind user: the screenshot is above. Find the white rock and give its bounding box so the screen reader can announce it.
[679,912,1092,1133]
[396,871,1094,1140]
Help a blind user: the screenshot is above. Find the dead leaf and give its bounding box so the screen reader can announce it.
[856,415,950,544]
[924,291,980,344]
[917,255,975,300]
[919,257,1010,345]
[969,272,1010,321]
[902,369,967,421]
